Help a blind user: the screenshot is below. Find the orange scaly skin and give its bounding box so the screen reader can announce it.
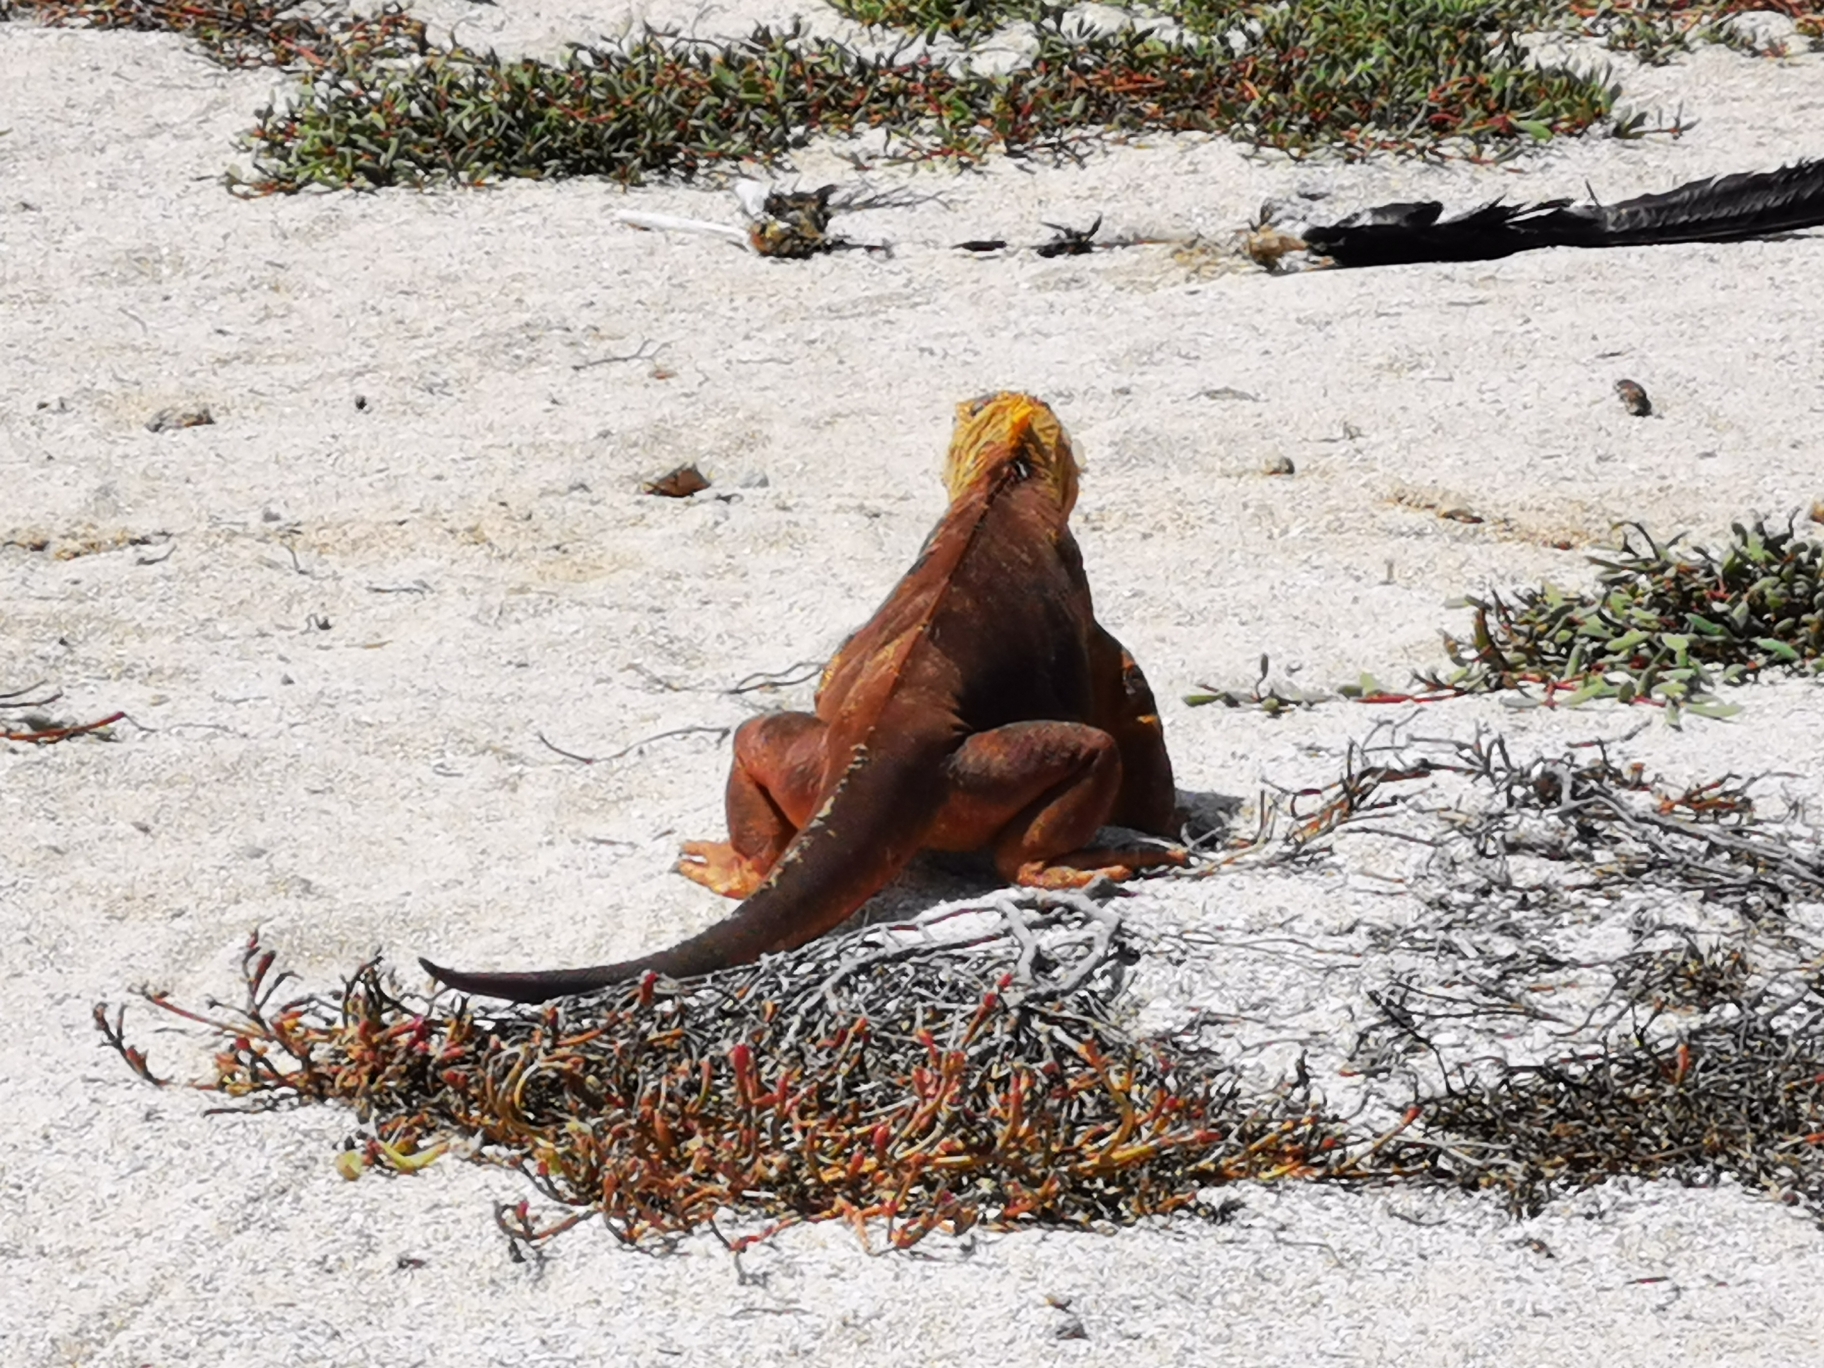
[421,394,1181,1003]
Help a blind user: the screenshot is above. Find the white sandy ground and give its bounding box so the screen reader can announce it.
[4,7,1824,1363]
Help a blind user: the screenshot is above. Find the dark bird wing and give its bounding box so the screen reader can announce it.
[1588,158,1824,246]
[1301,198,1572,267]
[1300,158,1824,269]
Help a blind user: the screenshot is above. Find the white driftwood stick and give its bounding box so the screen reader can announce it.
[611,211,750,246]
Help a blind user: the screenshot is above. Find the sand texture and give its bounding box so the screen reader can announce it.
[3,10,1824,1365]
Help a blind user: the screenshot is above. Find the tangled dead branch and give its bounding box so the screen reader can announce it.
[97,727,1824,1246]
[102,892,1368,1252]
[1328,731,1824,1219]
[1397,1002,1824,1218]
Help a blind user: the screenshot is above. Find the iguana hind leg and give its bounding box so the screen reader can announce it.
[933,720,1186,889]
[678,711,827,898]
[1090,629,1179,837]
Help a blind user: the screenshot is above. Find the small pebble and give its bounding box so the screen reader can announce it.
[642,463,710,498]
[145,405,214,433]
[1614,378,1652,417]
[1262,455,1295,476]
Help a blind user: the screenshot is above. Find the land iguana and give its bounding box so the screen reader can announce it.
[421,393,1182,1003]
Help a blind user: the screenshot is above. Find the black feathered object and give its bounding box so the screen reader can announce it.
[1299,158,1824,268]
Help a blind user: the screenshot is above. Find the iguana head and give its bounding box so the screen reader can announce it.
[943,392,1080,517]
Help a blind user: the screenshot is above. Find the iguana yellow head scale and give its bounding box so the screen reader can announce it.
[943,392,1080,518]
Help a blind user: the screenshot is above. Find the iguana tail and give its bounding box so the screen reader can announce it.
[420,737,950,1004]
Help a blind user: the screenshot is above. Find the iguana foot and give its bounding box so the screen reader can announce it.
[1014,845,1188,889]
[677,841,770,899]
[677,711,829,899]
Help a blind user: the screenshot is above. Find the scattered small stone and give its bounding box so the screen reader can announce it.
[1810,499,1824,525]
[1438,507,1484,524]
[1201,386,1260,402]
[145,406,214,433]
[1044,1298,1087,1340]
[1614,378,1652,417]
[354,394,369,411]
[1262,454,1295,476]
[642,463,711,498]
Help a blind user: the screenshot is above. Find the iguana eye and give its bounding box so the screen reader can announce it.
[1011,456,1032,481]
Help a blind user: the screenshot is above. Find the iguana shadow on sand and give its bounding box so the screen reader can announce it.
[422,392,1184,1003]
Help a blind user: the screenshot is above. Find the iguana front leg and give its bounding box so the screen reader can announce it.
[931,720,1185,889]
[678,711,827,898]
